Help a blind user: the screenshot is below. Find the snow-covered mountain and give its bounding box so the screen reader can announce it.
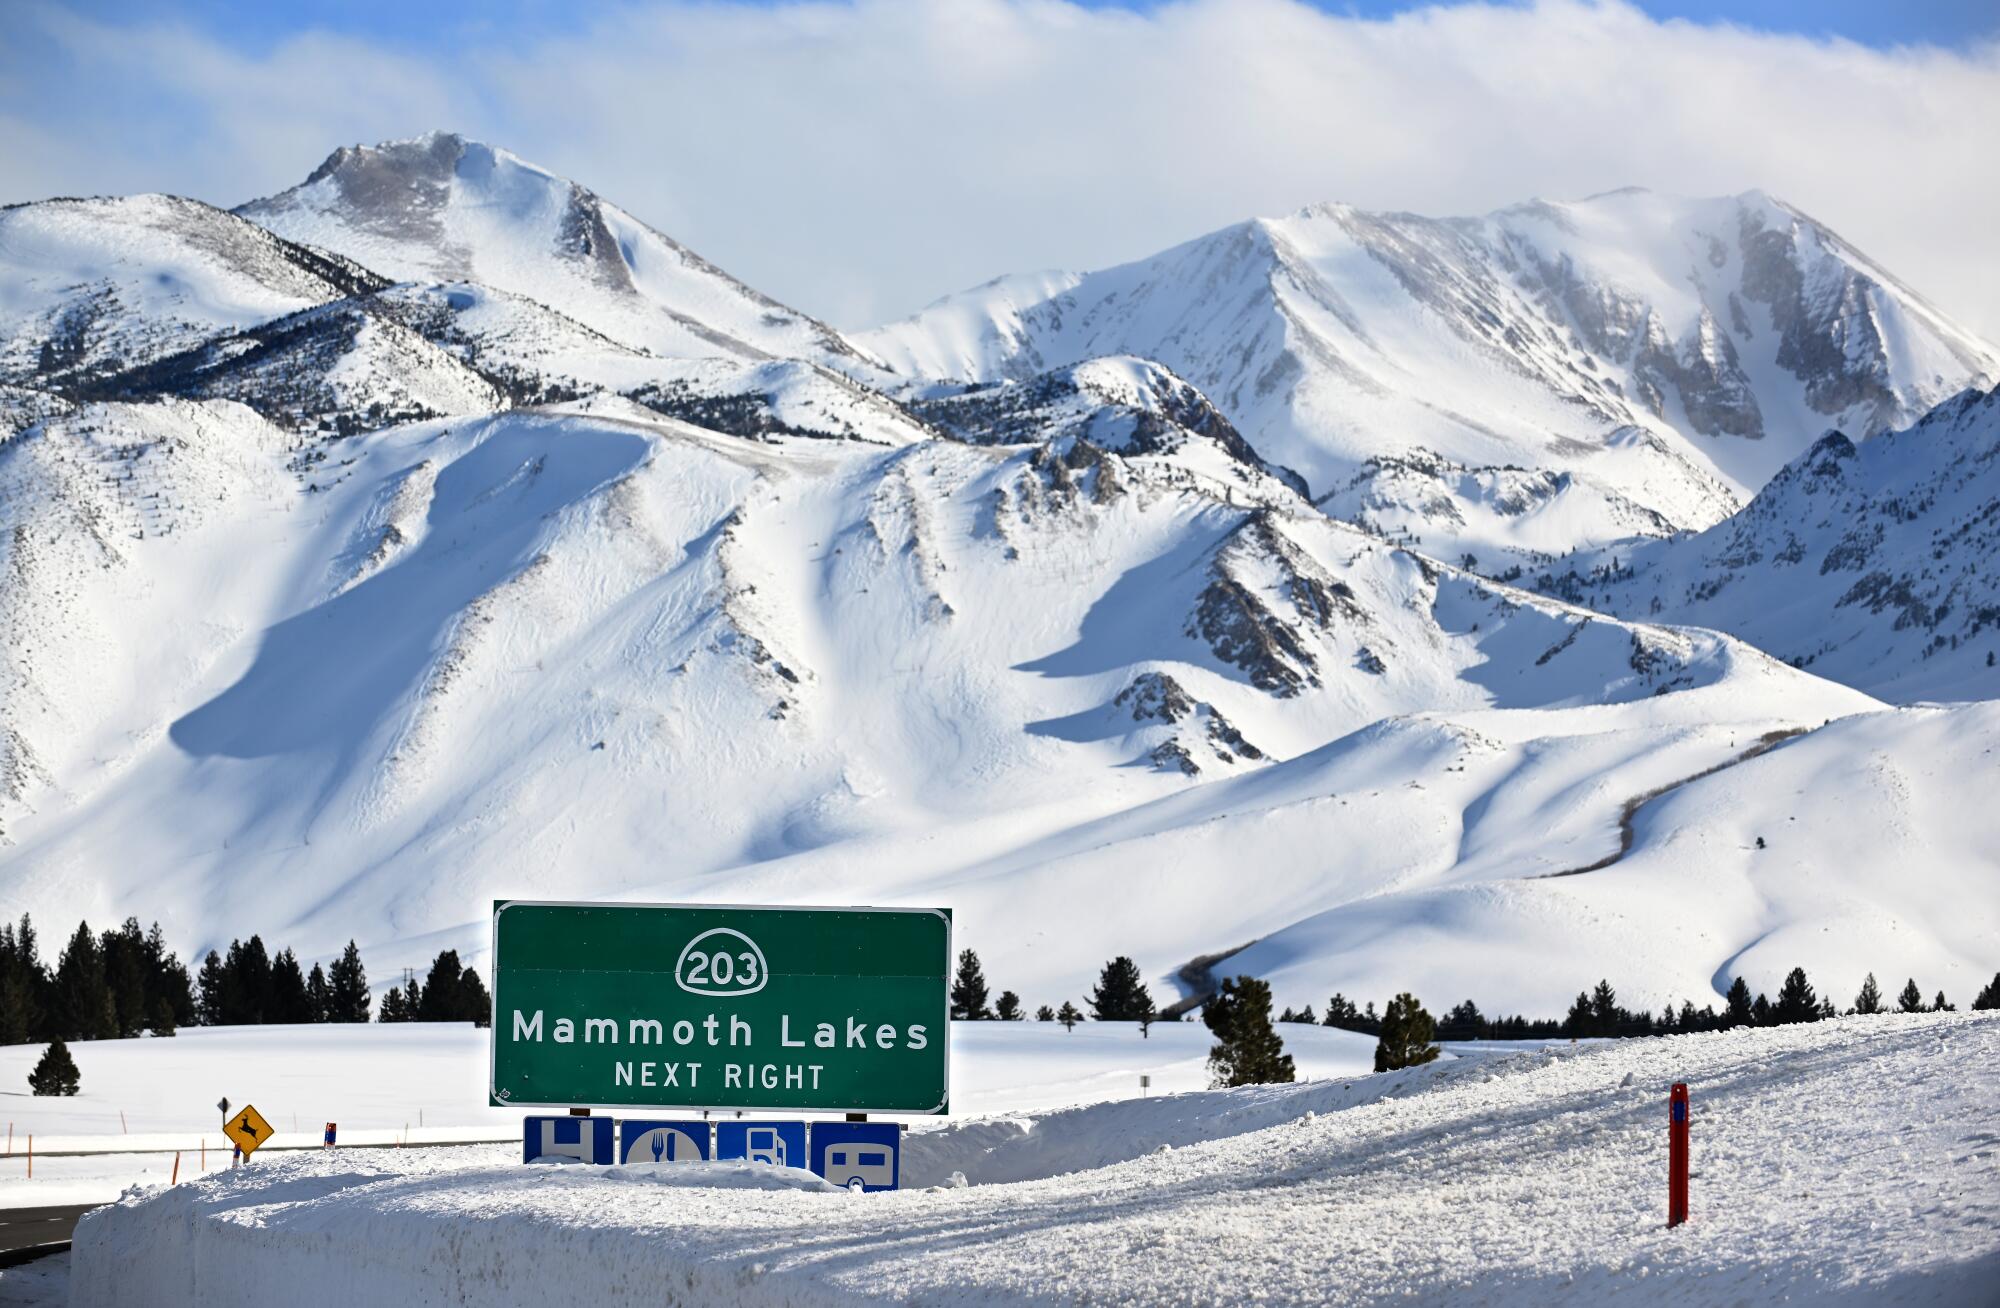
[17,398,1984,1020]
[237,133,886,376]
[0,138,1995,1020]
[0,194,383,387]
[1535,383,2000,704]
[862,189,1998,567]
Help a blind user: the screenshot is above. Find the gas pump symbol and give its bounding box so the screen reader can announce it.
[746,1125,786,1167]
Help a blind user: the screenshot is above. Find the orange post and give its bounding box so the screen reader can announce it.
[172,1151,180,1185]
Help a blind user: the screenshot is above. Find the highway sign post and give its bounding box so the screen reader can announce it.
[490,901,951,1114]
[222,1105,272,1160]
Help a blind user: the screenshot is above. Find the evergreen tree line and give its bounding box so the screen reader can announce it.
[1300,967,2000,1043]
[953,950,1160,1031]
[2,915,500,1047]
[0,916,195,1044]
[376,949,492,1025]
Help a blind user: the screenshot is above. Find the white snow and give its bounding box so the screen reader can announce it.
[238,134,881,377]
[859,189,1998,566]
[0,1020,1378,1207]
[57,1013,2000,1306]
[11,401,1976,1026]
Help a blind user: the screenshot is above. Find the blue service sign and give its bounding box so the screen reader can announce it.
[524,1115,614,1165]
[621,1119,711,1164]
[715,1120,807,1170]
[810,1121,900,1192]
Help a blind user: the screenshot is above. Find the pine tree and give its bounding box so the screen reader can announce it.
[1374,993,1442,1072]
[1562,991,1593,1037]
[1931,990,1954,1012]
[1035,1004,1055,1022]
[1589,979,1621,1036]
[1724,976,1754,1028]
[144,923,196,1031]
[328,941,370,1023]
[269,949,312,1023]
[55,921,115,1041]
[994,991,1023,1021]
[416,950,469,1022]
[1750,993,1772,1026]
[1055,1001,1082,1030]
[1897,978,1925,1013]
[1322,994,1368,1032]
[29,1040,80,1096]
[1974,973,2000,1011]
[461,968,491,1026]
[1852,973,1883,1015]
[1773,967,1819,1024]
[221,937,273,1025]
[150,996,177,1037]
[1203,977,1294,1087]
[100,919,149,1038]
[378,985,406,1022]
[305,964,332,1023]
[1089,956,1155,1022]
[196,951,226,1026]
[0,972,30,1047]
[950,949,992,1021]
[1441,1000,1486,1040]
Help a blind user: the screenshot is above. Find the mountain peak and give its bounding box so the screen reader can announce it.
[240,134,882,374]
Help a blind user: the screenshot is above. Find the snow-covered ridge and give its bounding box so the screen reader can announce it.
[860,188,1998,566]
[0,193,383,387]
[1536,383,2000,703]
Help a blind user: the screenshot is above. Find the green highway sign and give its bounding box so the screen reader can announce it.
[490,901,951,1114]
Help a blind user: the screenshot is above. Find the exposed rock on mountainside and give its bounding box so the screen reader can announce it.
[911,356,1308,501]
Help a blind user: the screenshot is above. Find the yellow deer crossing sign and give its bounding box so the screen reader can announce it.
[223,1104,274,1158]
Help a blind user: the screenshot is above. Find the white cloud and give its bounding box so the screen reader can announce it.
[8,0,2000,340]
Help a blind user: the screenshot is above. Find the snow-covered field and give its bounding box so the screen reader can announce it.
[0,1020,1378,1205]
[39,1013,2000,1306]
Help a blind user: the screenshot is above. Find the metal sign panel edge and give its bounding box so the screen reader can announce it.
[487,898,952,1115]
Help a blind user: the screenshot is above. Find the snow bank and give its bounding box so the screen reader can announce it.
[67,1014,2000,1306]
[0,1020,1378,1205]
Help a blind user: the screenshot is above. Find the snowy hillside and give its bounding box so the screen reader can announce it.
[862,189,1998,565]
[63,1013,2000,1306]
[0,137,1994,1029]
[237,133,885,376]
[1536,384,2000,703]
[0,194,382,387]
[18,400,1992,1024]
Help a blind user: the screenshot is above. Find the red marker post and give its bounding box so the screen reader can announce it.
[1667,1082,1691,1227]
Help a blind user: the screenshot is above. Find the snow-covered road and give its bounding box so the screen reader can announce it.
[59,1013,2000,1305]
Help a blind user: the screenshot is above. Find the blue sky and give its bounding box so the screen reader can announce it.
[43,0,2000,54]
[7,1,2000,334]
